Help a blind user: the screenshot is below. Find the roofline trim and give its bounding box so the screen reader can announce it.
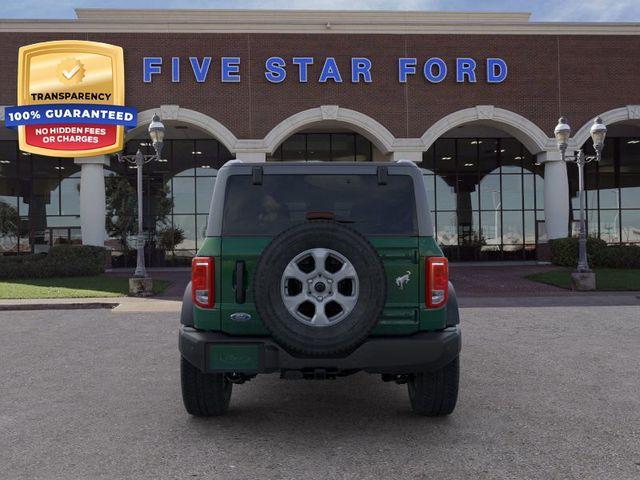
[0,8,639,35]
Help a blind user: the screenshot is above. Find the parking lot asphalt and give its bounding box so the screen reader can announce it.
[1,306,639,480]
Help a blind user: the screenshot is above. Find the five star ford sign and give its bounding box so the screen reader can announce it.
[5,40,137,158]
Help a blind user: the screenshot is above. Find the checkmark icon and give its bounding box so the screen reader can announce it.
[62,64,80,79]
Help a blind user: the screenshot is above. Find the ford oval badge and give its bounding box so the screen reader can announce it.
[230,312,252,322]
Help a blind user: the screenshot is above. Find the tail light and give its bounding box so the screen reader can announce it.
[192,256,214,308]
[426,256,448,308]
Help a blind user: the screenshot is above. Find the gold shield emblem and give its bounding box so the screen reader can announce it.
[16,40,125,157]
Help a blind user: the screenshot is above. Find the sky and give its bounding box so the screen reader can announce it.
[0,0,639,22]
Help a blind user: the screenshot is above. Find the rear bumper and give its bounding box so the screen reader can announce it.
[179,325,461,375]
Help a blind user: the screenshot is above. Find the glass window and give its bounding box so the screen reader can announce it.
[421,147,435,171]
[524,210,536,245]
[523,174,536,210]
[172,214,196,251]
[599,210,620,243]
[306,134,331,162]
[500,138,523,174]
[222,174,417,236]
[479,175,501,211]
[535,174,544,210]
[620,174,640,209]
[31,155,59,178]
[477,139,498,174]
[481,209,501,246]
[194,141,219,175]
[435,175,456,211]
[331,134,355,162]
[422,174,435,210]
[621,210,640,243]
[196,176,215,214]
[60,177,80,215]
[502,211,524,247]
[456,176,479,210]
[282,134,306,162]
[457,210,480,242]
[436,211,457,246]
[172,177,195,214]
[501,175,523,210]
[355,134,372,162]
[173,140,195,176]
[434,139,456,176]
[598,171,618,209]
[197,214,209,245]
[456,139,478,173]
[619,138,640,174]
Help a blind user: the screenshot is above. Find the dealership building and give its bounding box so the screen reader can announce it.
[0,9,639,264]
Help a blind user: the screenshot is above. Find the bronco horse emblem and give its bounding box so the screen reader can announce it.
[395,270,412,290]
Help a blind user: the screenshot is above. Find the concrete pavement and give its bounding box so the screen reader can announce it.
[1,305,639,479]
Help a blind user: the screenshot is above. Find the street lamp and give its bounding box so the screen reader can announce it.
[117,113,165,281]
[553,116,607,283]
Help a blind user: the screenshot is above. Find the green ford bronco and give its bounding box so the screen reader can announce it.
[179,160,460,416]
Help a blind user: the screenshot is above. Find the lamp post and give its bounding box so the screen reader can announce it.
[117,114,165,284]
[553,116,607,288]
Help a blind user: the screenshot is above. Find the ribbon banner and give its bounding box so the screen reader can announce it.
[5,104,137,128]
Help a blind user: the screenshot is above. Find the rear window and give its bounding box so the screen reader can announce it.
[221,174,417,236]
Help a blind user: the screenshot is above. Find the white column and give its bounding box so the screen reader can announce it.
[391,151,422,163]
[235,152,266,162]
[538,151,569,239]
[74,155,109,246]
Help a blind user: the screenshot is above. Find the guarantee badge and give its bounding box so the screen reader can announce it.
[5,40,136,157]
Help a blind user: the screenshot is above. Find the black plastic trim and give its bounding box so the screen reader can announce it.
[179,326,461,375]
[180,282,194,327]
[251,166,263,185]
[446,281,460,327]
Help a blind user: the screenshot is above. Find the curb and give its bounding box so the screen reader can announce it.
[0,302,119,312]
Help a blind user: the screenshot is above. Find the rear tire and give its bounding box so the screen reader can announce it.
[180,357,232,417]
[407,356,459,416]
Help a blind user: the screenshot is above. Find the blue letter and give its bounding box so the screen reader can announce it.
[424,58,447,83]
[398,58,416,83]
[265,56,286,83]
[143,57,162,83]
[456,58,477,83]
[292,57,313,82]
[221,57,241,83]
[319,57,342,83]
[189,57,211,83]
[351,57,372,83]
[171,57,180,83]
[487,58,508,83]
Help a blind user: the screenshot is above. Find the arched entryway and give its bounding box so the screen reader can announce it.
[107,112,235,267]
[263,106,394,162]
[418,114,549,261]
[569,108,640,245]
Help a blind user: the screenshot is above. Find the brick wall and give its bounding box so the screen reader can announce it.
[0,32,638,140]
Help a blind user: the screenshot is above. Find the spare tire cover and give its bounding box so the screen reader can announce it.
[253,220,386,356]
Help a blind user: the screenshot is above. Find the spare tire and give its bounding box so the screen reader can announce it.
[253,221,386,356]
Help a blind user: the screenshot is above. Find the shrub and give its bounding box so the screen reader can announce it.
[593,244,640,268]
[550,237,640,268]
[0,245,106,279]
[157,226,185,252]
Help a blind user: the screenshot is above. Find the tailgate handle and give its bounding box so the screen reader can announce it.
[234,261,246,304]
